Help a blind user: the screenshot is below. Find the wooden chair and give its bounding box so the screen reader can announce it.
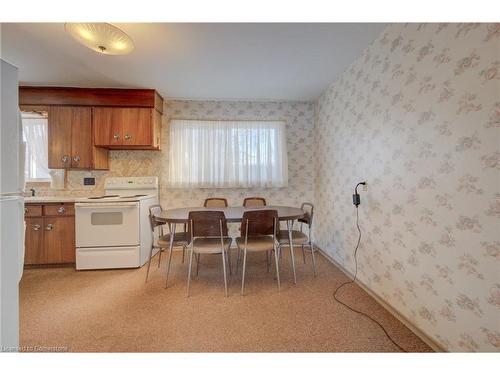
[235,210,280,295]
[204,197,228,208]
[277,202,317,276]
[242,197,267,207]
[186,211,232,297]
[146,205,189,283]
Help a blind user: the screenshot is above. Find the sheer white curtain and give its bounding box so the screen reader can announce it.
[169,119,288,188]
[22,116,50,180]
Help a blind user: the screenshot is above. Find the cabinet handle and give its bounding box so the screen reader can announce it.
[61,155,70,164]
[32,224,41,231]
[113,133,120,140]
[25,207,29,214]
[124,133,131,140]
[57,206,66,214]
[45,224,54,231]
[73,155,80,163]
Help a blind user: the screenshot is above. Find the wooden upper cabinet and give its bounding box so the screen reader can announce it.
[93,107,121,147]
[20,87,163,153]
[70,107,93,169]
[48,106,108,170]
[48,107,73,169]
[93,107,160,149]
[122,108,152,146]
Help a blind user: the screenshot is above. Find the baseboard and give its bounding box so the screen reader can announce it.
[316,247,446,353]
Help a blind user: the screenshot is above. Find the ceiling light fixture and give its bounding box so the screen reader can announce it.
[64,23,134,55]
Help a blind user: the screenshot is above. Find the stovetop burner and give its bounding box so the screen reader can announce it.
[87,195,119,199]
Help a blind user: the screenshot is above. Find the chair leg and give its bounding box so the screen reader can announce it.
[227,247,232,276]
[145,245,155,283]
[221,250,228,297]
[289,246,297,285]
[235,247,241,274]
[287,221,297,285]
[241,249,247,296]
[310,241,317,277]
[182,246,185,264]
[301,244,306,264]
[186,247,194,296]
[165,224,176,288]
[165,245,174,289]
[157,247,163,268]
[196,253,200,276]
[266,250,271,273]
[274,245,281,292]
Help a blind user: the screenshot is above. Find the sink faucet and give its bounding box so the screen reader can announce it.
[30,188,35,197]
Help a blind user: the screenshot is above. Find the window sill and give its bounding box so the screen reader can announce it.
[25,180,51,188]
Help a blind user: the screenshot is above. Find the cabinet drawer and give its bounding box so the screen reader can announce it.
[25,205,42,217]
[44,204,75,216]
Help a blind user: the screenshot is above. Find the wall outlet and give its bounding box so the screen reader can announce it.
[83,177,95,186]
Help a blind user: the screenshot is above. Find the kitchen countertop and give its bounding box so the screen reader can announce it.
[24,196,77,203]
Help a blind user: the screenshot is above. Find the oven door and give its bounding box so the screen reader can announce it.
[75,202,140,248]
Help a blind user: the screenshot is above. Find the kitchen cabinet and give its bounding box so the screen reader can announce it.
[24,203,76,266]
[93,107,161,149]
[48,106,108,170]
[44,216,76,264]
[24,217,45,265]
[20,87,164,152]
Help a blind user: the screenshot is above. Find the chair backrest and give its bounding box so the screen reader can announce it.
[243,197,267,207]
[148,204,163,232]
[188,211,228,239]
[204,197,228,208]
[299,202,314,226]
[240,209,278,237]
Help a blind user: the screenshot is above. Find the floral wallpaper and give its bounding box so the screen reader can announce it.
[314,23,499,352]
[31,100,315,211]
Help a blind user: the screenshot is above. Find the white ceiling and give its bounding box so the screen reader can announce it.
[1,23,387,101]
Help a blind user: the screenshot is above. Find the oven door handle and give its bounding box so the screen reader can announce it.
[75,203,139,209]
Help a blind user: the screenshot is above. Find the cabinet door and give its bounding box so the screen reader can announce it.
[24,218,46,265]
[44,217,75,264]
[122,108,152,146]
[48,107,72,169]
[70,107,93,169]
[93,107,122,146]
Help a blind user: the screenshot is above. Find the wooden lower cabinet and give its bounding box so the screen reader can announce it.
[24,217,46,265]
[45,217,76,264]
[24,203,75,266]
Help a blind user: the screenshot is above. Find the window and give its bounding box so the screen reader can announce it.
[168,119,288,188]
[22,111,51,181]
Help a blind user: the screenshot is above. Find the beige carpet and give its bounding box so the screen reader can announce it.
[20,249,432,352]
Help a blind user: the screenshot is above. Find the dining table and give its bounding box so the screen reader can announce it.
[154,205,306,287]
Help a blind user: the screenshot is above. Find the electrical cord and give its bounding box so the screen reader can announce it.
[332,205,408,352]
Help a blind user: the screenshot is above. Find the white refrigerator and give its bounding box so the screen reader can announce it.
[0,59,24,352]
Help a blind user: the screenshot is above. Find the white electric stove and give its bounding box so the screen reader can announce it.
[75,176,159,270]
